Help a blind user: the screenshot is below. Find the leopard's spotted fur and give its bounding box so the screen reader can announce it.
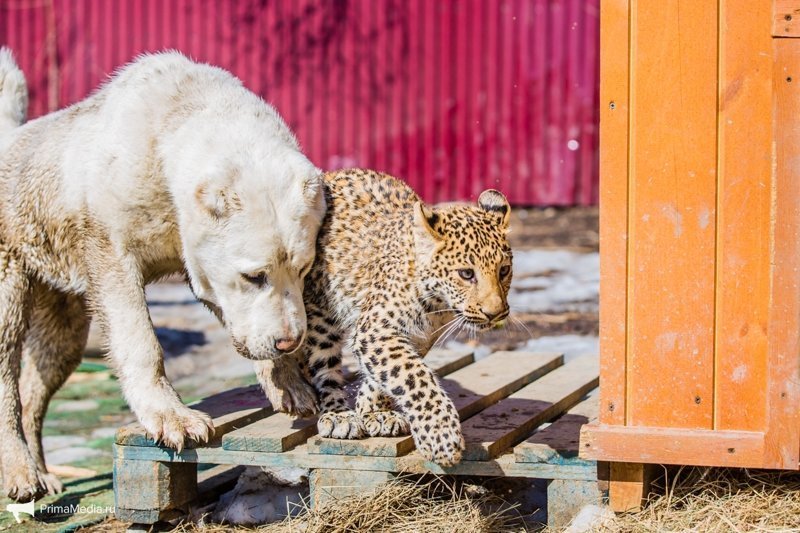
[292,169,512,466]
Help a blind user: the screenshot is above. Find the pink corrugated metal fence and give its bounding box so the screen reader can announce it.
[1,0,598,205]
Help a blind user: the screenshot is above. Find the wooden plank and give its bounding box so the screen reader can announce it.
[113,459,197,524]
[765,40,800,469]
[307,352,564,457]
[714,0,772,434]
[597,0,629,428]
[222,348,476,453]
[119,349,475,449]
[515,388,599,465]
[580,425,765,468]
[114,444,599,481]
[310,469,394,508]
[116,385,271,448]
[423,347,475,376]
[461,355,599,461]
[773,0,800,36]
[222,417,317,453]
[606,463,654,513]
[626,0,717,429]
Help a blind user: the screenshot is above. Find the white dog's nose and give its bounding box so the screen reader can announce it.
[275,337,301,353]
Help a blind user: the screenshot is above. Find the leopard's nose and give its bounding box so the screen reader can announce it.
[275,337,302,353]
[481,307,509,322]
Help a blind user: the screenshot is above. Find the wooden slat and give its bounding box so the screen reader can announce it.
[580,425,765,468]
[714,0,772,433]
[597,0,629,427]
[764,40,800,469]
[116,385,271,447]
[626,0,717,428]
[118,348,475,449]
[307,352,563,457]
[773,0,800,36]
[222,417,317,453]
[461,355,599,461]
[222,348,476,453]
[514,388,599,465]
[114,443,598,481]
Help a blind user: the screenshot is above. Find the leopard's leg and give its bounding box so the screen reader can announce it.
[303,307,364,439]
[355,375,409,437]
[352,307,464,466]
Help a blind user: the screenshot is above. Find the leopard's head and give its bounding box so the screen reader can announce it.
[413,189,512,331]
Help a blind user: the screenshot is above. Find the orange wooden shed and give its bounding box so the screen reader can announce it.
[580,0,800,509]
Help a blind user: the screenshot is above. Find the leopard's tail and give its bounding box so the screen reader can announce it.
[0,47,28,137]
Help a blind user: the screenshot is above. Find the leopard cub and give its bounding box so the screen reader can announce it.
[260,169,512,466]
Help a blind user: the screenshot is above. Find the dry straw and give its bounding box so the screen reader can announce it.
[595,467,800,533]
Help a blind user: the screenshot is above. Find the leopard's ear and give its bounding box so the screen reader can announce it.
[413,201,444,256]
[478,189,510,229]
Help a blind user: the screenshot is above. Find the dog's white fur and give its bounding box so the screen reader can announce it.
[0,49,324,500]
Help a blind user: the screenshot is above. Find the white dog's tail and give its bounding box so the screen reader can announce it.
[0,47,28,136]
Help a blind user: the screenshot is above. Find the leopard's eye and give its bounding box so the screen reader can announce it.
[499,265,511,278]
[457,268,474,281]
[242,272,269,287]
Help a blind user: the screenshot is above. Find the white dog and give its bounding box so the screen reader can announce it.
[0,49,324,501]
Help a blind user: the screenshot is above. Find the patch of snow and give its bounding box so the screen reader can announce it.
[522,335,599,362]
[54,400,99,413]
[42,436,86,452]
[46,446,105,465]
[564,504,616,532]
[509,250,599,314]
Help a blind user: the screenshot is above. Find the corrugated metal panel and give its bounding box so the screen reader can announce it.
[0,0,598,205]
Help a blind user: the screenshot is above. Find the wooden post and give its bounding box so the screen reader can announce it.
[604,462,654,513]
[113,458,198,524]
[309,469,394,508]
[546,479,604,529]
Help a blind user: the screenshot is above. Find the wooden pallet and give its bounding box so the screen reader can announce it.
[113,349,601,529]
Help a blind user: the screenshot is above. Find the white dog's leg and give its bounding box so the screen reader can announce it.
[88,251,213,450]
[254,355,319,418]
[20,283,90,495]
[0,247,48,501]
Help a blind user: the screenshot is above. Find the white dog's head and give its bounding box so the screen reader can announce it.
[169,117,325,361]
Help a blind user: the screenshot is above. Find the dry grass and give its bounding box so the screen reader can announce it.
[261,476,525,533]
[597,468,800,533]
[83,476,526,532]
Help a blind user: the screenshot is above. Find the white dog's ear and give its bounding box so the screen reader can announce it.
[478,189,510,229]
[413,201,444,258]
[195,182,242,220]
[301,171,324,206]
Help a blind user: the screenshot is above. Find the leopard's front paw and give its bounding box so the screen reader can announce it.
[410,406,465,467]
[362,410,410,437]
[317,411,367,439]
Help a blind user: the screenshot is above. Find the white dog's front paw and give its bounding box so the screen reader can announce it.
[317,411,366,439]
[362,410,410,437]
[139,404,214,451]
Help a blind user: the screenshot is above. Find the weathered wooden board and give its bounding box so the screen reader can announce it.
[116,385,271,448]
[308,352,563,457]
[461,354,599,461]
[222,348,476,453]
[114,443,598,481]
[515,388,598,465]
[117,348,475,450]
[773,0,800,36]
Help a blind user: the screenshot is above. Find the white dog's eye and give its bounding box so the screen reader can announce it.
[241,272,268,288]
